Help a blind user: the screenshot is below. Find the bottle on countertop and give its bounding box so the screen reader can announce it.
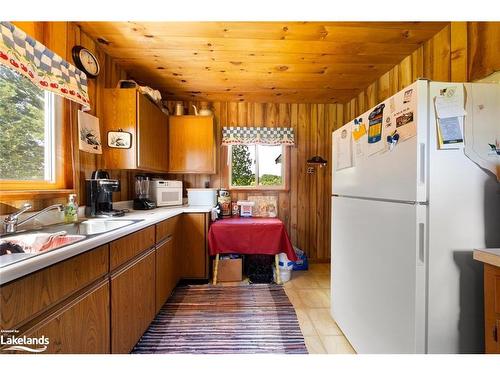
[64,194,79,223]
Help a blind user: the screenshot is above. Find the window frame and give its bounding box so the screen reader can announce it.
[228,144,289,191]
[0,92,69,192]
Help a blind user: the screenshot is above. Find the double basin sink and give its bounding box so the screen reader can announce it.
[0,219,140,268]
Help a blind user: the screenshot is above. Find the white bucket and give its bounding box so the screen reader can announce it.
[278,253,294,270]
[274,267,292,283]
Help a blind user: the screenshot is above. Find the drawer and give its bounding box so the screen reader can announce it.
[0,244,109,330]
[156,215,180,243]
[110,226,155,270]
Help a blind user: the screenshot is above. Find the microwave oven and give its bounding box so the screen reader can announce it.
[150,180,183,207]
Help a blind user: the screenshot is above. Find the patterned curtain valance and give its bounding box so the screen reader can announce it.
[222,126,295,146]
[0,22,90,107]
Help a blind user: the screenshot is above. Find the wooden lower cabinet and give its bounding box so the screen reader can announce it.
[0,216,210,354]
[111,248,156,354]
[0,244,109,330]
[155,237,177,313]
[181,213,209,279]
[484,263,500,353]
[22,280,110,354]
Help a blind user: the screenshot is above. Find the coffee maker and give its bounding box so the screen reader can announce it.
[133,174,156,210]
[85,170,125,217]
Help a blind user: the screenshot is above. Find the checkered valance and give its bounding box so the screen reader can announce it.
[222,127,295,146]
[0,22,90,107]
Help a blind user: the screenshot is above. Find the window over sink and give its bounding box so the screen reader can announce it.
[0,64,65,190]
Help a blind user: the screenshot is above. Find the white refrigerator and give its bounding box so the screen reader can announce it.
[331,79,500,353]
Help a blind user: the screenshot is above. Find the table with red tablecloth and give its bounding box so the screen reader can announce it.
[208,217,297,284]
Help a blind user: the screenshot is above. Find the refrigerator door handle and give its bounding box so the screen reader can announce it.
[418,222,425,265]
[419,143,426,185]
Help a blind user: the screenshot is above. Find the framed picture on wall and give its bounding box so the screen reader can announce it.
[107,130,132,149]
[78,110,102,154]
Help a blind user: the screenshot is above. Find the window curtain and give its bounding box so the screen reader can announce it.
[222,126,295,146]
[0,22,90,108]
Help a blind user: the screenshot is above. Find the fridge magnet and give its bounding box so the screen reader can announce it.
[108,130,132,149]
[78,110,102,154]
[488,141,500,156]
[396,112,414,127]
[403,88,413,104]
[386,130,400,151]
[368,104,385,144]
[352,118,367,141]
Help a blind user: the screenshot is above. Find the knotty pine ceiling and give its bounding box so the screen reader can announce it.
[78,22,448,103]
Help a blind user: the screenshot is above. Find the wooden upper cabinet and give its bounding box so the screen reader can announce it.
[168,115,216,174]
[101,89,169,172]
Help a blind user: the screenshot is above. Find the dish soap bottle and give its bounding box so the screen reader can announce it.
[64,194,79,223]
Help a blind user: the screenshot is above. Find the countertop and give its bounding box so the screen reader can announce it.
[0,205,213,285]
[473,249,500,268]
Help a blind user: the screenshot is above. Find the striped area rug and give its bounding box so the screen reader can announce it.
[132,284,308,354]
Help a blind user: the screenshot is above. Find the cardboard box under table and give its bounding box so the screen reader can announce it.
[208,217,297,284]
[215,256,243,282]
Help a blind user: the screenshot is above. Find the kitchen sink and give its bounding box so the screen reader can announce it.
[71,219,136,235]
[0,233,86,267]
[41,219,138,236]
[0,219,141,268]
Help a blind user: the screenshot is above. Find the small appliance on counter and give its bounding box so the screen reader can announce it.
[217,189,232,217]
[85,170,125,218]
[133,175,156,210]
[150,179,183,207]
[187,188,218,206]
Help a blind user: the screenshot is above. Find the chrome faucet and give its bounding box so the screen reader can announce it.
[3,203,64,234]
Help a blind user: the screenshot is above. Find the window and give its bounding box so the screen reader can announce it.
[230,144,286,189]
[0,64,64,190]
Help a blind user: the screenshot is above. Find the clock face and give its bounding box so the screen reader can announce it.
[78,48,100,77]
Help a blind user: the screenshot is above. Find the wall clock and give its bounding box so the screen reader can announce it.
[72,46,100,78]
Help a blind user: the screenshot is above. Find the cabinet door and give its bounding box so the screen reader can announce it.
[484,264,500,353]
[168,116,215,173]
[137,93,169,172]
[101,89,138,169]
[181,213,208,279]
[155,237,176,313]
[23,281,110,354]
[111,249,156,354]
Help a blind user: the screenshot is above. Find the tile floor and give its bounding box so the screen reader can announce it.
[284,263,356,354]
[219,262,356,354]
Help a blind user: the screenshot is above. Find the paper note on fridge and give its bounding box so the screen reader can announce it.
[437,116,464,149]
[335,126,353,171]
[435,93,466,119]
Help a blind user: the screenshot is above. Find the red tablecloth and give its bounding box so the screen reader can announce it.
[208,217,297,261]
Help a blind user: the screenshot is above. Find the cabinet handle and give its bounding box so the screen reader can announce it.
[494,324,498,343]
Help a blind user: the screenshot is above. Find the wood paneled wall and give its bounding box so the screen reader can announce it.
[165,101,343,262]
[1,22,128,214]
[343,22,500,122]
